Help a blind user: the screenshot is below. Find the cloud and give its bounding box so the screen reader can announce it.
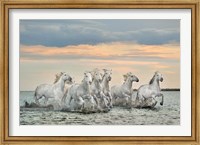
[20,56,180,90]
[20,19,180,47]
[19,19,181,90]
[20,41,180,90]
[20,42,180,63]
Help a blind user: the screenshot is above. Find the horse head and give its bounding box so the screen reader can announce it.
[149,71,163,84]
[91,68,102,82]
[154,71,163,82]
[61,72,73,84]
[84,71,93,85]
[123,72,139,82]
[102,69,112,81]
[54,72,72,84]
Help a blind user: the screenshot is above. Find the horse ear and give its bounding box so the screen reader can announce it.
[123,74,127,81]
[127,72,130,76]
[56,73,60,78]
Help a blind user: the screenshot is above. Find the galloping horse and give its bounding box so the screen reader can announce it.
[90,69,102,107]
[101,69,113,108]
[62,72,94,111]
[135,71,164,108]
[34,72,72,105]
[111,72,139,107]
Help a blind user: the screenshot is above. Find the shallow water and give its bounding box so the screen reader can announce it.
[20,91,180,125]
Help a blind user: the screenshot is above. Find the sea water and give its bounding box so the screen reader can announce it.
[20,91,180,125]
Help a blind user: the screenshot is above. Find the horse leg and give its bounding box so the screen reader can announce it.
[155,93,164,105]
[81,102,85,112]
[122,92,131,107]
[101,93,110,109]
[34,94,42,105]
[44,97,48,105]
[111,90,117,105]
[135,94,144,108]
[160,94,164,105]
[151,97,157,108]
[93,94,99,107]
[107,92,113,108]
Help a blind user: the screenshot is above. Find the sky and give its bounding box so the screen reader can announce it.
[20,19,180,91]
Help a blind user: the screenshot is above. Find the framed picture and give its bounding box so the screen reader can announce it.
[1,0,199,144]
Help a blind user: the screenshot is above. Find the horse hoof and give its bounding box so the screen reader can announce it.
[160,102,163,106]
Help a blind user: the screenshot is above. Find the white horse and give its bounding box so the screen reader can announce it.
[62,72,94,111]
[34,72,73,106]
[90,68,102,106]
[135,71,164,108]
[101,69,113,108]
[111,72,139,107]
[90,68,109,111]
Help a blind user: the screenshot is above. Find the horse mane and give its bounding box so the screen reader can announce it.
[149,74,156,84]
[54,72,63,84]
[149,71,160,84]
[102,73,106,80]
[123,72,132,82]
[102,72,108,81]
[149,75,155,85]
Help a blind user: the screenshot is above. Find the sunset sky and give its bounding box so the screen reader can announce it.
[20,19,180,91]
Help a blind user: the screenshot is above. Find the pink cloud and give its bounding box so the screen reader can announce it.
[20,42,180,60]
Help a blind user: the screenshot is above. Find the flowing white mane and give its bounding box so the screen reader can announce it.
[102,69,111,80]
[54,72,63,84]
[149,71,159,84]
[123,72,133,82]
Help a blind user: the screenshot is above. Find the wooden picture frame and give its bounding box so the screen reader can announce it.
[0,0,199,144]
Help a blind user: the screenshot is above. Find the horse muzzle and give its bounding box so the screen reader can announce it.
[136,78,139,82]
[160,77,163,82]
